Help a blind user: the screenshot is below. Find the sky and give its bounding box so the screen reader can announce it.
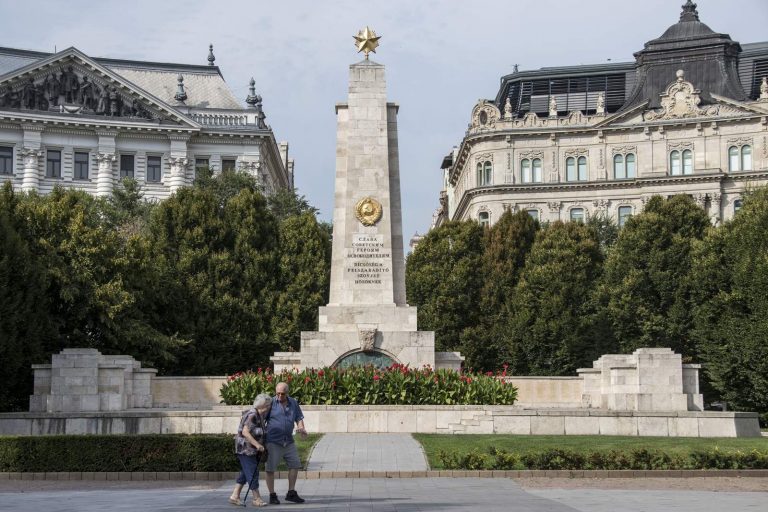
[1,0,766,246]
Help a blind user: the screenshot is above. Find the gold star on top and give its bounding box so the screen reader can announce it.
[354,26,381,59]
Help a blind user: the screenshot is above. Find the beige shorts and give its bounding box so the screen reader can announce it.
[265,442,301,471]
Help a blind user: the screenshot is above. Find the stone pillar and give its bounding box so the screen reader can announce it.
[20,147,42,192]
[710,192,722,225]
[169,157,188,194]
[96,153,116,197]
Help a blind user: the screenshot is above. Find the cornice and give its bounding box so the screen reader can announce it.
[451,170,756,219]
[0,110,199,135]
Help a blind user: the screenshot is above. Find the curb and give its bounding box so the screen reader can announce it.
[1,469,767,480]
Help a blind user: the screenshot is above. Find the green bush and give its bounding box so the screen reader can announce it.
[441,447,768,471]
[220,364,518,406]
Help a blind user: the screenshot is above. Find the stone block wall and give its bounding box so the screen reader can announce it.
[29,349,156,413]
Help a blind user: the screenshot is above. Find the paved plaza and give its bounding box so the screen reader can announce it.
[307,434,428,472]
[1,477,767,512]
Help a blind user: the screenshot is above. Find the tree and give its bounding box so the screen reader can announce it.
[460,210,538,371]
[0,185,54,410]
[267,188,320,221]
[507,221,604,375]
[692,186,768,414]
[271,213,332,351]
[147,178,280,374]
[597,194,710,357]
[406,220,485,352]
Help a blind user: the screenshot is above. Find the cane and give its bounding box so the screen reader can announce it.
[241,451,261,507]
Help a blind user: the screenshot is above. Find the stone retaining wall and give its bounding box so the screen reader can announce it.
[0,406,760,437]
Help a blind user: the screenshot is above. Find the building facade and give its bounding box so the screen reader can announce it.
[0,45,293,200]
[434,2,768,230]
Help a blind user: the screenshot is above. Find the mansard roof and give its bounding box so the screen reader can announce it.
[0,46,242,110]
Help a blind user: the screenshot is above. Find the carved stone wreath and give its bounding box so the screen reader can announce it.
[355,196,383,226]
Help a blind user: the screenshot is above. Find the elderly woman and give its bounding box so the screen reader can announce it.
[229,393,271,507]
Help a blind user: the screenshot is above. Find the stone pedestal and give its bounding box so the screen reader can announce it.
[272,58,461,372]
[29,348,157,412]
[578,348,703,411]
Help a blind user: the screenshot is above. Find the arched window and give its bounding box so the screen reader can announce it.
[521,159,531,183]
[578,156,587,181]
[483,161,492,185]
[734,199,742,214]
[670,150,681,175]
[478,210,490,227]
[532,158,542,182]
[741,145,752,171]
[570,208,584,223]
[613,154,625,179]
[626,153,636,178]
[476,162,483,186]
[728,146,740,171]
[682,149,693,174]
[566,157,576,181]
[618,206,632,228]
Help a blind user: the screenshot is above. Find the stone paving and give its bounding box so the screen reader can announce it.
[1,478,767,511]
[306,433,427,472]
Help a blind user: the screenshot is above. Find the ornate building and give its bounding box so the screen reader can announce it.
[433,2,768,230]
[0,45,293,199]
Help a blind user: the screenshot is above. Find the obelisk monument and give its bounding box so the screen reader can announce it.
[271,28,462,371]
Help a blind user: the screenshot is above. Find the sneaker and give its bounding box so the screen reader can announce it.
[285,490,305,503]
[269,493,280,505]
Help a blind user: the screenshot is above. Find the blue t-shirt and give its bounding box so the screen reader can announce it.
[266,396,304,446]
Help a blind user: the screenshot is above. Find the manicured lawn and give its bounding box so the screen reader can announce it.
[413,434,768,469]
[286,433,322,470]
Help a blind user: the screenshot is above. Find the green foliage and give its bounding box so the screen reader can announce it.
[271,213,332,351]
[461,211,538,371]
[267,187,320,221]
[406,220,485,352]
[0,434,320,472]
[692,187,768,413]
[220,364,518,406]
[507,221,605,375]
[597,195,710,357]
[435,445,768,470]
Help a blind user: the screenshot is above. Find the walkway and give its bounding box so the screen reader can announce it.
[1,478,766,511]
[306,433,428,472]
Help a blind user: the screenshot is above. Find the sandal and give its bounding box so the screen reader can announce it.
[252,496,267,507]
[228,496,242,506]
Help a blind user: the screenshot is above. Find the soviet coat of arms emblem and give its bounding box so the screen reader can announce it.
[355,196,383,226]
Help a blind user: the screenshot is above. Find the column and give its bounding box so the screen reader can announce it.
[168,157,188,193]
[96,153,116,197]
[20,147,42,192]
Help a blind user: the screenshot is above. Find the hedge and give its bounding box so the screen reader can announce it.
[0,434,315,472]
[438,447,768,470]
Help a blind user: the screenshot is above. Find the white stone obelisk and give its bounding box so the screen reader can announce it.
[271,53,463,372]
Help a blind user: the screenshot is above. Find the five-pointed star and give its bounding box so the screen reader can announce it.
[354,27,381,58]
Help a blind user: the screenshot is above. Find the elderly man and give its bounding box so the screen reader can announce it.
[265,381,308,504]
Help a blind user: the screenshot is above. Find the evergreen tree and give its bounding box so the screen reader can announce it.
[271,213,332,351]
[507,221,604,375]
[405,220,485,352]
[597,194,710,357]
[267,188,320,221]
[460,210,538,371]
[692,186,768,413]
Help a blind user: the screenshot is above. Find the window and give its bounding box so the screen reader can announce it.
[0,146,12,175]
[74,152,89,180]
[682,149,693,174]
[618,206,632,228]
[46,150,61,178]
[478,211,490,227]
[222,159,236,172]
[567,156,587,181]
[734,199,742,214]
[477,161,492,186]
[146,156,162,183]
[626,153,636,178]
[670,150,681,175]
[195,158,209,179]
[527,209,539,221]
[521,158,542,183]
[120,155,135,178]
[614,153,636,179]
[741,145,752,171]
[728,146,740,171]
[570,208,584,223]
